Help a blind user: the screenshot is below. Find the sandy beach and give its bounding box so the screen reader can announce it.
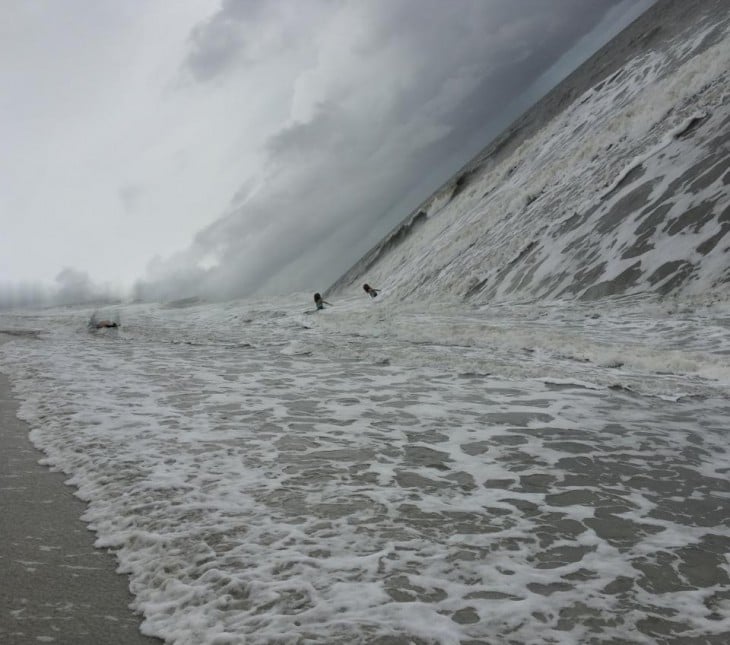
[0,338,160,645]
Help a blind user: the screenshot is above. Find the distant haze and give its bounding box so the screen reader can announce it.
[0,0,654,307]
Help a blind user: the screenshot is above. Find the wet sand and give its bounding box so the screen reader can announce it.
[0,340,160,645]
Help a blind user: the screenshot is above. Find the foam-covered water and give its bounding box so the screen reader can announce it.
[1,295,729,644]
[330,0,730,306]
[2,1,730,643]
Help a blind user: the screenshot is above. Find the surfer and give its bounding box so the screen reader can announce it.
[363,283,379,298]
[88,314,119,329]
[313,293,331,310]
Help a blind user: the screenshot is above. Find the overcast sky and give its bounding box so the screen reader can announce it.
[0,0,654,305]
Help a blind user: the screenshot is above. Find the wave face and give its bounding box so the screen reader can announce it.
[329,0,730,305]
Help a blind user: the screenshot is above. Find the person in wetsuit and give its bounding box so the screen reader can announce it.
[313,293,331,310]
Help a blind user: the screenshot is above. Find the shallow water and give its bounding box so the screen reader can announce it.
[1,295,729,644]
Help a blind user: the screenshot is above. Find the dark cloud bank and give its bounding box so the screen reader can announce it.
[2,0,647,308]
[133,0,640,304]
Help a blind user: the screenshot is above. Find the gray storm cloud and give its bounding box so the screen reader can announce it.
[134,0,637,303]
[0,0,653,310]
[185,0,324,82]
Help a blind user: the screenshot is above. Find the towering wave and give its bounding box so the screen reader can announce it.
[329,0,729,304]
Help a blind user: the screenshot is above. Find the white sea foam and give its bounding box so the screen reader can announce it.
[2,5,730,644]
[1,293,729,644]
[343,15,729,306]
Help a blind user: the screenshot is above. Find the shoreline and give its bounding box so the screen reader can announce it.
[0,338,161,645]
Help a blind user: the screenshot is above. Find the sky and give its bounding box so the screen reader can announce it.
[0,0,655,307]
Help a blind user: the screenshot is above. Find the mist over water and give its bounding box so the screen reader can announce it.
[0,267,123,310]
[1,0,729,643]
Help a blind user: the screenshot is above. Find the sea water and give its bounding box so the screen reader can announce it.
[1,2,729,642]
[1,295,729,644]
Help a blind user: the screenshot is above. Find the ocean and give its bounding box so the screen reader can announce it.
[1,293,729,644]
[1,0,729,643]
